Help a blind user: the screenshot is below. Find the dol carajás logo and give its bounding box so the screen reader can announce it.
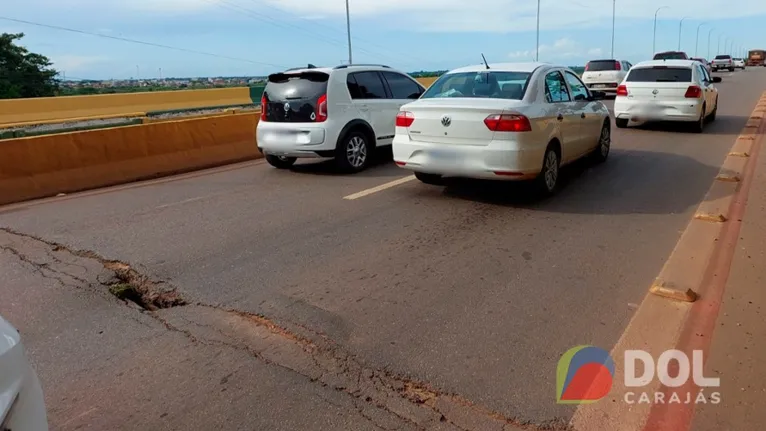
[556,345,615,404]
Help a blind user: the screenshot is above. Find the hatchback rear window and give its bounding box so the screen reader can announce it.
[714,55,731,60]
[421,71,531,100]
[626,67,692,82]
[262,71,329,123]
[586,60,619,71]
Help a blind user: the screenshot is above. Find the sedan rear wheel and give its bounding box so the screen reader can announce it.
[690,104,706,133]
[591,121,610,163]
[535,146,560,196]
[414,172,445,186]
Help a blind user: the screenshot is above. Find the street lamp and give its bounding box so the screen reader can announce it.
[678,17,688,51]
[707,28,715,59]
[695,22,707,57]
[717,34,724,56]
[611,0,616,58]
[536,0,541,61]
[345,0,352,64]
[653,6,669,55]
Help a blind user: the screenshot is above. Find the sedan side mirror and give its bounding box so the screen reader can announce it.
[712,76,722,83]
[590,90,606,100]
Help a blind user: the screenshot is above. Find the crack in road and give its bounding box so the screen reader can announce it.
[0,227,572,431]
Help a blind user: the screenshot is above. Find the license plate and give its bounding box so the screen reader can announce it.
[593,84,607,88]
[428,149,459,163]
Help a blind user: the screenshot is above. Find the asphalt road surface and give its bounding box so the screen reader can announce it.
[2,68,766,430]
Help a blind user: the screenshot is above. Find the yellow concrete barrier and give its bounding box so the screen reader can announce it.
[415,77,438,88]
[0,87,253,125]
[0,113,260,206]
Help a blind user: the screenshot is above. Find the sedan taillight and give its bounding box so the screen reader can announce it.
[484,114,532,132]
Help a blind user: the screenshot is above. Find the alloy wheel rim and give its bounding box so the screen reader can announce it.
[544,151,558,191]
[346,136,367,168]
[600,127,610,157]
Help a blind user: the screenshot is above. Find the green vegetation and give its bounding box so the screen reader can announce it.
[0,33,59,99]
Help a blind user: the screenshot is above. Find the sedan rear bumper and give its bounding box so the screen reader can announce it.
[392,136,545,180]
[614,98,703,123]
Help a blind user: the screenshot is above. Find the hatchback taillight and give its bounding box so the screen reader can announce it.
[260,95,267,121]
[616,85,628,97]
[614,61,622,71]
[316,94,328,122]
[684,85,702,98]
[396,111,415,127]
[484,114,532,132]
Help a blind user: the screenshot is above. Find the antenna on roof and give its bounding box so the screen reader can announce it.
[481,53,490,70]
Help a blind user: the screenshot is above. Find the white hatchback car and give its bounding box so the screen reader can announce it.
[392,62,612,195]
[613,60,721,132]
[256,64,426,172]
[1,316,48,430]
[581,59,632,95]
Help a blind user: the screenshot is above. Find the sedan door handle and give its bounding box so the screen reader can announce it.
[557,114,564,121]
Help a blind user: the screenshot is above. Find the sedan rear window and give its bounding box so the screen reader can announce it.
[653,52,688,60]
[714,55,731,60]
[420,71,531,100]
[626,67,692,82]
[586,60,619,71]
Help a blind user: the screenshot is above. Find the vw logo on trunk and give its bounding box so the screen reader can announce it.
[652,89,659,95]
[284,102,291,111]
[441,115,451,127]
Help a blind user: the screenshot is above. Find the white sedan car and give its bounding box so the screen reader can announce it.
[1,316,48,431]
[392,62,612,195]
[613,60,720,133]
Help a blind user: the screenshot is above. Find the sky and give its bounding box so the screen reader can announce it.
[2,0,766,80]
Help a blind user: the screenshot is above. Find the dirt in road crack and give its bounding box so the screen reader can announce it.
[0,226,571,431]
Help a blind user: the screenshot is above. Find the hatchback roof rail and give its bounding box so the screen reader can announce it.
[334,63,391,69]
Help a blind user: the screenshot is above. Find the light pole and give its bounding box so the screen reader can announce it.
[611,0,616,58]
[345,0,353,65]
[653,6,669,55]
[707,28,715,59]
[678,17,687,51]
[717,34,724,55]
[536,0,541,61]
[695,22,707,57]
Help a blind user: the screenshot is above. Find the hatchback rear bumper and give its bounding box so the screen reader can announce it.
[614,98,703,123]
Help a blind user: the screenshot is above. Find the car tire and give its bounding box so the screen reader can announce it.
[690,104,706,133]
[335,129,371,173]
[265,155,297,169]
[535,144,560,197]
[414,172,445,185]
[590,120,611,163]
[615,118,629,129]
[708,97,718,122]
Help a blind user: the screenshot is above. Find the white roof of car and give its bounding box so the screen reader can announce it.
[281,67,334,75]
[632,60,698,69]
[446,62,551,74]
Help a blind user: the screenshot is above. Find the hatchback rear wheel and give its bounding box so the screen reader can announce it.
[335,131,371,173]
[266,155,297,169]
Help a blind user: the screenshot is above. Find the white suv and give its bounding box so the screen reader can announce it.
[581,59,632,94]
[256,64,426,172]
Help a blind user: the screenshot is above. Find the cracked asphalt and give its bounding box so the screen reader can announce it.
[2,68,766,431]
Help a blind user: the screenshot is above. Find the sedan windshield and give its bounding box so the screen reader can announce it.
[420,71,531,100]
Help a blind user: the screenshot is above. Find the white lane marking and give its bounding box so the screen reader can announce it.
[343,175,416,200]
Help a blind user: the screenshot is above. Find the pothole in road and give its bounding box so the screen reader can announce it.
[101,261,186,311]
